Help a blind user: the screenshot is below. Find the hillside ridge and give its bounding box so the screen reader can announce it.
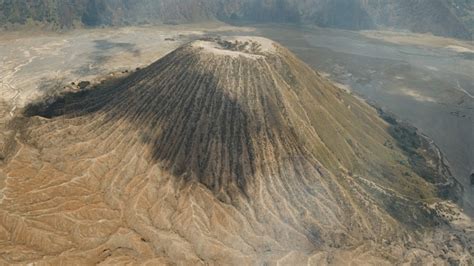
[0,36,471,264]
[0,0,472,39]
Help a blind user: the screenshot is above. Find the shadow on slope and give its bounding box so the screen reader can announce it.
[23,43,457,230]
[23,50,258,197]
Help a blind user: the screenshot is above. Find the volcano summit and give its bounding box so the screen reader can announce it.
[0,37,472,265]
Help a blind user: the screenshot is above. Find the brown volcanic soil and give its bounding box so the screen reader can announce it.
[0,37,472,265]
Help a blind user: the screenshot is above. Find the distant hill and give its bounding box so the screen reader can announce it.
[0,0,472,39]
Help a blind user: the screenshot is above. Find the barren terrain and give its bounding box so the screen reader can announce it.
[0,36,472,264]
[3,23,472,214]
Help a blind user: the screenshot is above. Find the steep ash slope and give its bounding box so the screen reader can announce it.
[0,37,472,264]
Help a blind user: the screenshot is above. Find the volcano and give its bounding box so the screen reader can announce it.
[0,37,472,265]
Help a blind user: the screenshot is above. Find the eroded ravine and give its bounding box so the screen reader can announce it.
[0,37,472,265]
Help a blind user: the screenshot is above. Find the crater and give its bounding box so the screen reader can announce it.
[191,36,276,59]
